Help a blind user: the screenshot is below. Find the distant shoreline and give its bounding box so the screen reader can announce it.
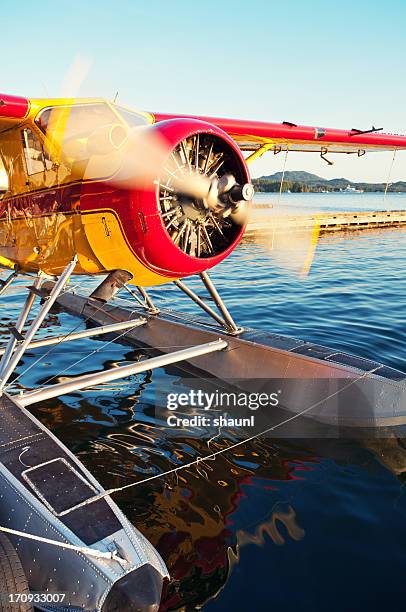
[253,171,406,194]
[253,185,406,193]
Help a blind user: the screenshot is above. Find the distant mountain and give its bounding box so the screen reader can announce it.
[253,171,406,193]
[260,171,325,183]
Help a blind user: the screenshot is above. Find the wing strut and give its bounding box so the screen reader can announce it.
[0,257,78,391]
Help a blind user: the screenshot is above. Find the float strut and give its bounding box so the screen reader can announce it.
[0,271,18,298]
[124,285,159,314]
[0,275,43,378]
[89,270,133,303]
[0,318,147,357]
[0,257,77,392]
[174,279,231,329]
[199,271,242,334]
[18,338,228,406]
[136,286,159,314]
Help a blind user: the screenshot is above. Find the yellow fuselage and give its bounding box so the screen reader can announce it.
[0,97,171,284]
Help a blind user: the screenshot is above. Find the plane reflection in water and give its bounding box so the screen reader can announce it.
[233,505,305,550]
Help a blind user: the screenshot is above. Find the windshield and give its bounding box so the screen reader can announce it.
[36,103,119,141]
[34,102,150,181]
[112,105,149,128]
[36,102,148,141]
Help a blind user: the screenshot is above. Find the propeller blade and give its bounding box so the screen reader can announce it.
[59,55,93,98]
[108,127,217,202]
[246,209,321,277]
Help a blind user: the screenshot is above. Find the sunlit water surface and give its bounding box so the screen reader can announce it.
[0,194,405,611]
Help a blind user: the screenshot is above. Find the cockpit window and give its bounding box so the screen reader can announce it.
[33,102,148,180]
[36,103,118,141]
[112,105,149,128]
[21,128,53,175]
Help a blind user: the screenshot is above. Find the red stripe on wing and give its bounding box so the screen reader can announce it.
[151,113,406,152]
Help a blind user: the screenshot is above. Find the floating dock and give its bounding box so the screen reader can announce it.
[246,209,406,234]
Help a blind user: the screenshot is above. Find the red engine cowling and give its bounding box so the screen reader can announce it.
[123,118,252,279]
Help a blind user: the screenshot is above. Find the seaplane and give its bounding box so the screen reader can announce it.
[0,92,405,611]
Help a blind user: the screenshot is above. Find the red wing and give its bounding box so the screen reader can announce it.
[0,94,29,131]
[152,113,406,154]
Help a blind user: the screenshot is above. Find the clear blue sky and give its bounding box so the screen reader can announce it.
[2,0,406,181]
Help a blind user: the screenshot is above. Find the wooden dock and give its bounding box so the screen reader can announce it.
[246,209,406,235]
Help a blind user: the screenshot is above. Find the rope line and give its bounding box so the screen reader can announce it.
[277,147,289,205]
[0,525,127,565]
[384,149,397,203]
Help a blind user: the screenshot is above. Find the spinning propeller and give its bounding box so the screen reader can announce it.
[48,56,319,273]
[109,127,318,271]
[91,127,254,258]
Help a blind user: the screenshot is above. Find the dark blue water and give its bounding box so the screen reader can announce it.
[1,194,405,611]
